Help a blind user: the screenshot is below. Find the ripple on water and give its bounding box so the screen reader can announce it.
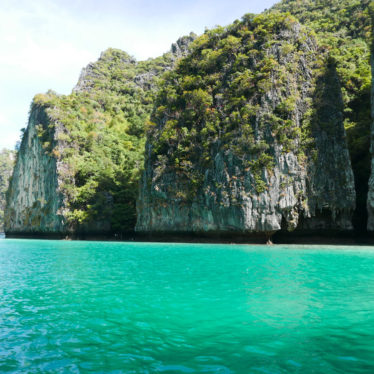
[1,240,374,373]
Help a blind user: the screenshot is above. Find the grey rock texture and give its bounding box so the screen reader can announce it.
[5,98,119,237]
[171,33,197,59]
[73,51,136,93]
[74,33,196,93]
[5,36,197,237]
[5,105,65,235]
[136,23,356,236]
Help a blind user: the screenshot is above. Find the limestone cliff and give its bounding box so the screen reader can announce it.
[74,33,196,93]
[5,104,65,235]
[136,14,356,236]
[0,149,15,231]
[5,36,196,238]
[271,0,372,233]
[5,11,361,239]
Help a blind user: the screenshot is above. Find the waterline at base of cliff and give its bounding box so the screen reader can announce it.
[4,229,374,245]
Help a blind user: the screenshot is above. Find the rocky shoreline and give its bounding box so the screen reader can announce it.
[5,229,374,246]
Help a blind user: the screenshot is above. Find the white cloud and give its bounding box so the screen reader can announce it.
[0,0,97,81]
[0,38,94,77]
[0,0,101,150]
[0,113,21,150]
[0,0,278,150]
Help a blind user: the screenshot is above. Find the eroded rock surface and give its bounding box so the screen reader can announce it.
[5,36,196,238]
[5,105,65,235]
[136,16,355,236]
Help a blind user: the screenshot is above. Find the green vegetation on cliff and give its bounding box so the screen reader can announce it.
[149,13,317,197]
[6,0,372,236]
[30,47,179,233]
[136,8,356,235]
[270,0,372,229]
[143,0,372,229]
[20,36,196,235]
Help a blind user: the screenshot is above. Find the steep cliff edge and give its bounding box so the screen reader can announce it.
[0,149,15,231]
[5,37,195,238]
[5,104,65,235]
[6,0,370,239]
[271,0,372,231]
[136,13,355,237]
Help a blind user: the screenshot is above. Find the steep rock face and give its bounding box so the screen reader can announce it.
[73,51,136,93]
[271,0,372,232]
[301,61,356,230]
[0,149,15,231]
[136,14,355,236]
[5,37,196,237]
[5,105,65,235]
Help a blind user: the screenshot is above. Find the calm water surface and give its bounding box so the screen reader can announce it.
[1,240,374,373]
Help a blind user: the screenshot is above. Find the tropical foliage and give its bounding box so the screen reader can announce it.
[270,0,372,228]
[146,0,372,225]
[32,48,175,233]
[14,0,372,233]
[148,12,320,198]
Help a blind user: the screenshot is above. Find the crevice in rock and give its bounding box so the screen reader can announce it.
[345,84,371,233]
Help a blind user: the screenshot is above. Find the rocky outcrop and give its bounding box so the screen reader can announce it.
[300,60,356,231]
[136,15,356,237]
[5,36,197,238]
[73,51,136,93]
[74,33,196,93]
[5,104,65,236]
[0,149,15,231]
[5,13,359,239]
[170,34,197,59]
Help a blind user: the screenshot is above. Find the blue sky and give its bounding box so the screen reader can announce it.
[0,0,278,150]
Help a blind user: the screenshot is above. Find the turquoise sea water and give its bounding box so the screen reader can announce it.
[1,240,374,373]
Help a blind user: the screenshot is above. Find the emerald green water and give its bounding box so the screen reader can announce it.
[1,240,374,373]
